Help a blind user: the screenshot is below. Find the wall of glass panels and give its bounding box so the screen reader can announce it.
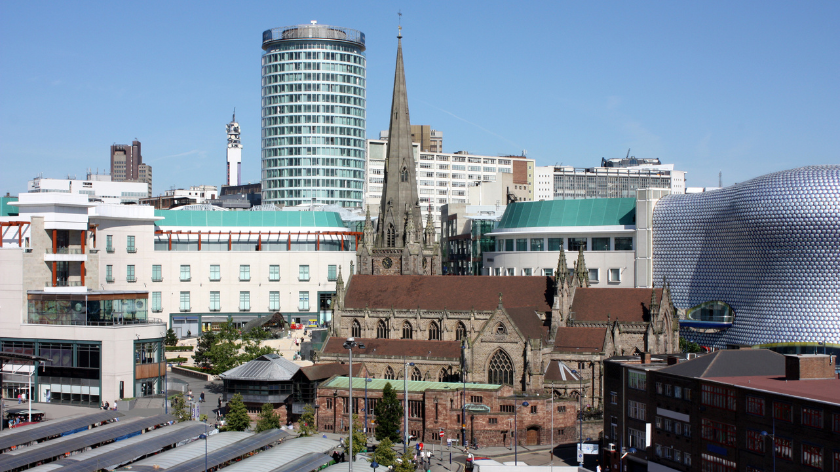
[27,295,148,325]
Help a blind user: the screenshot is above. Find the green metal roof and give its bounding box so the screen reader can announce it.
[1,196,19,217]
[496,198,636,229]
[322,377,502,392]
[154,210,346,228]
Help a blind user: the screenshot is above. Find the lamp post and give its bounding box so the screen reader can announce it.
[199,418,210,472]
[619,447,637,472]
[343,337,365,472]
[403,360,415,454]
[461,343,467,448]
[514,400,529,465]
[571,368,584,468]
[364,378,372,435]
[761,416,776,472]
[550,382,554,472]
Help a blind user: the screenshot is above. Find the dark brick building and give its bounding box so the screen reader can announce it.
[604,350,840,472]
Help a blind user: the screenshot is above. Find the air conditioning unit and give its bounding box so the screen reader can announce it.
[606,443,616,452]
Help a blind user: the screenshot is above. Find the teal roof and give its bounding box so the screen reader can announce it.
[322,377,501,392]
[496,198,636,229]
[1,196,19,217]
[154,210,346,228]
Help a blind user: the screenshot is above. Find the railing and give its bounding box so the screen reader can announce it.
[180,277,191,282]
[46,247,83,254]
[45,280,83,287]
[239,277,251,282]
[239,307,251,312]
[209,307,220,312]
[26,317,165,326]
[268,277,280,282]
[180,307,191,312]
[152,277,163,282]
[209,277,221,281]
[106,247,115,253]
[127,247,137,253]
[126,276,137,283]
[106,277,115,283]
[262,25,365,48]
[152,308,163,313]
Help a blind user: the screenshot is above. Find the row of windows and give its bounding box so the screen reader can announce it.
[654,445,691,467]
[264,167,364,179]
[261,123,364,138]
[490,266,623,283]
[266,178,364,189]
[418,155,513,166]
[262,104,364,119]
[352,319,467,341]
[109,264,335,283]
[494,236,633,253]
[746,431,830,468]
[655,416,691,437]
[746,394,840,432]
[167,291,309,312]
[263,136,364,149]
[105,235,135,253]
[262,156,364,168]
[263,61,365,76]
[655,382,692,401]
[259,112,364,127]
[701,384,737,411]
[262,147,365,158]
[263,49,365,65]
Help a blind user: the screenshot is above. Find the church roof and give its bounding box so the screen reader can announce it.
[322,337,461,359]
[504,306,549,340]
[544,360,581,382]
[553,327,607,353]
[344,275,553,312]
[571,288,662,323]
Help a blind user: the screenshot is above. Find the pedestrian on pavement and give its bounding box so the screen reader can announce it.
[200,391,205,403]
[218,397,222,409]
[18,394,21,404]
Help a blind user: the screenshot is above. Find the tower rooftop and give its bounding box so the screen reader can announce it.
[262,24,365,51]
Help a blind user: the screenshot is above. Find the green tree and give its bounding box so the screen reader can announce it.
[192,331,217,369]
[372,437,397,468]
[164,328,179,347]
[255,403,281,432]
[298,404,317,436]
[395,452,415,472]
[679,337,702,353]
[343,414,366,460]
[239,328,277,364]
[374,382,403,442]
[169,393,191,422]
[223,393,251,431]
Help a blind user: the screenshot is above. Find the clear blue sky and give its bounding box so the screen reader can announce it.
[2,1,839,195]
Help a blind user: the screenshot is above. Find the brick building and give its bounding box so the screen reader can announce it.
[604,350,840,472]
[315,376,578,447]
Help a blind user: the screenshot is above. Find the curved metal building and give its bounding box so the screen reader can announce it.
[652,165,840,350]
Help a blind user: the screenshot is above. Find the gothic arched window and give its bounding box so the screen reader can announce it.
[402,321,413,339]
[455,321,467,341]
[439,367,459,383]
[384,366,395,380]
[351,319,361,338]
[411,366,422,381]
[428,321,440,340]
[401,167,409,182]
[387,224,396,248]
[377,319,389,339]
[487,349,515,385]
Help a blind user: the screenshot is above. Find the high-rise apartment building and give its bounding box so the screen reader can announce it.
[110,140,152,196]
[261,22,366,208]
[226,111,242,186]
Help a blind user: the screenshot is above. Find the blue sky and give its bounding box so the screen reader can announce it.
[2,1,839,195]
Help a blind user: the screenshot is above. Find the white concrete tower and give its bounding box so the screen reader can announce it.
[226,110,243,186]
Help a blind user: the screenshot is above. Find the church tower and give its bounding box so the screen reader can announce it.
[357,28,441,275]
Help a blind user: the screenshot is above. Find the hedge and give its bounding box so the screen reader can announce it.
[165,346,194,352]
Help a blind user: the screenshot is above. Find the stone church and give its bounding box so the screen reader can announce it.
[318,32,679,411]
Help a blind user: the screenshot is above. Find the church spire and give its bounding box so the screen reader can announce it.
[556,249,568,286]
[573,246,590,288]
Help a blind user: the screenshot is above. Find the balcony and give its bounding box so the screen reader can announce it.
[239,307,251,312]
[106,247,115,253]
[106,276,115,283]
[152,277,163,282]
[44,247,87,262]
[46,248,83,254]
[126,276,137,283]
[152,308,163,313]
[180,277,191,282]
[209,277,221,282]
[45,281,83,287]
[209,306,221,312]
[268,277,280,282]
[127,247,137,253]
[239,277,251,282]
[179,307,191,312]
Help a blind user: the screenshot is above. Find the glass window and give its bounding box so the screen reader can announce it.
[239,291,250,311]
[106,265,114,282]
[542,268,554,276]
[494,267,501,276]
[802,407,823,428]
[180,265,191,281]
[152,265,162,282]
[530,238,544,251]
[505,268,515,276]
[615,237,633,250]
[106,234,114,252]
[567,238,587,251]
[299,291,310,310]
[179,292,190,311]
[210,291,220,311]
[516,239,528,251]
[127,235,136,252]
[547,238,562,251]
[126,265,136,282]
[239,265,250,281]
[589,268,600,282]
[210,264,220,281]
[802,444,823,469]
[151,292,162,312]
[505,239,514,251]
[522,268,532,276]
[299,265,310,281]
[592,237,610,251]
[702,384,737,411]
[609,268,621,282]
[746,396,765,416]
[269,291,280,311]
[495,239,503,252]
[328,265,337,281]
[628,370,646,390]
[269,265,280,281]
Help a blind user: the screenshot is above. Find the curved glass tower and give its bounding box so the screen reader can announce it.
[261,22,366,208]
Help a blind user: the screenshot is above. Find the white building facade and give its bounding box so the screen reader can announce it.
[550,163,685,199]
[28,174,150,203]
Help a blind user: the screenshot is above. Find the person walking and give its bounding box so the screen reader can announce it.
[200,391,205,403]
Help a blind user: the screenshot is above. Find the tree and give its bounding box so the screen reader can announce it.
[192,331,217,369]
[165,328,179,347]
[374,382,403,442]
[255,403,281,432]
[224,393,251,431]
[299,404,317,436]
[240,327,277,364]
[170,393,191,422]
[372,437,397,468]
[395,452,415,472]
[680,337,702,353]
[343,414,366,460]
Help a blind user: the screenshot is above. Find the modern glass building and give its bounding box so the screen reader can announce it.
[261,22,366,208]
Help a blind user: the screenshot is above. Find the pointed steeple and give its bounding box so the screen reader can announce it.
[649,282,659,319]
[574,246,590,287]
[556,249,568,286]
[424,207,435,247]
[405,206,417,244]
[363,205,374,248]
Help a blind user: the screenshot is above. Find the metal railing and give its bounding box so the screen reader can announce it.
[127,276,137,283]
[262,25,365,48]
[46,247,84,254]
[106,247,115,253]
[106,277,115,283]
[26,317,165,326]
[45,280,83,287]
[152,277,164,282]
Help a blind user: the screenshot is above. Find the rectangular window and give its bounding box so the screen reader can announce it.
[542,268,554,276]
[530,238,544,251]
[834,413,840,433]
[627,400,646,421]
[505,268,515,276]
[615,237,633,250]
[592,237,610,251]
[299,291,310,310]
[505,239,514,251]
[567,237,587,251]
[701,418,736,446]
[152,264,162,282]
[127,235,136,253]
[664,418,673,432]
[547,238,562,251]
[655,416,662,429]
[628,428,646,449]
[500,405,514,413]
[773,402,792,422]
[610,391,618,404]
[516,239,528,251]
[674,422,682,435]
[802,407,823,428]
[106,234,114,252]
[210,291,220,311]
[180,265,191,282]
[126,264,136,282]
[666,384,673,396]
[269,291,279,311]
[106,264,113,282]
[628,371,647,390]
[152,292,162,312]
[746,396,765,416]
[409,400,423,418]
[239,265,250,281]
[269,265,280,281]
[775,437,792,460]
[522,268,532,276]
[674,386,682,399]
[802,444,823,469]
[299,265,310,281]
[702,384,737,411]
[239,291,250,311]
[746,430,765,453]
[179,292,190,312]
[210,264,220,281]
[589,268,600,282]
[530,405,537,414]
[609,268,621,282]
[488,418,498,424]
[328,265,337,281]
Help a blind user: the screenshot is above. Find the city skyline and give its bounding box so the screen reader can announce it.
[2,1,839,196]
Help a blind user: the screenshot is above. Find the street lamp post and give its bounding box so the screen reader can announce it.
[761,416,776,472]
[343,337,366,472]
[404,360,415,454]
[461,343,467,448]
[571,368,584,468]
[550,382,554,472]
[619,447,637,472]
[364,378,372,436]
[514,400,529,465]
[199,418,210,472]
